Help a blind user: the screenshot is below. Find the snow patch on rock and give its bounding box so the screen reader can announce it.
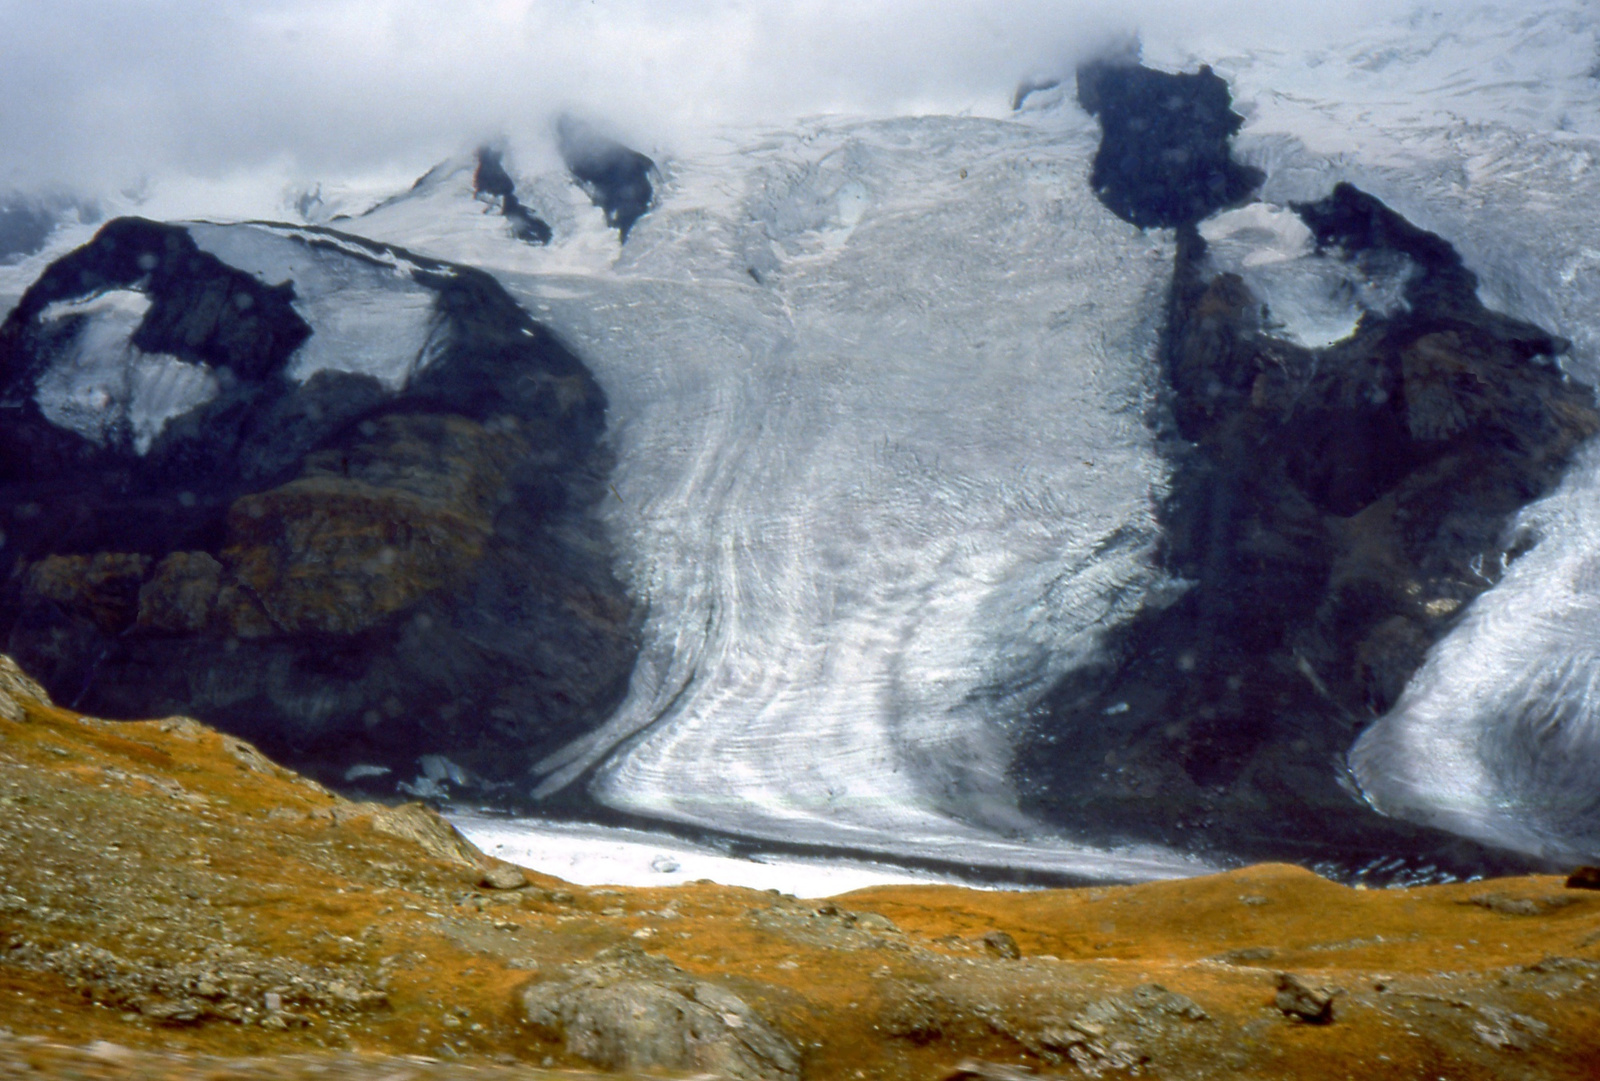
[33,290,219,453]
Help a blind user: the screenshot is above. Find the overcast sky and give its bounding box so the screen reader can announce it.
[0,0,1408,200]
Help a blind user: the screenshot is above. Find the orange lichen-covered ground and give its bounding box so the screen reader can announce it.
[2,658,1600,1080]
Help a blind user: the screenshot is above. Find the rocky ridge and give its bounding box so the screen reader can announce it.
[3,655,1600,1079]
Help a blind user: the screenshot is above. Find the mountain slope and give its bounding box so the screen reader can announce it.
[5,661,1600,1080]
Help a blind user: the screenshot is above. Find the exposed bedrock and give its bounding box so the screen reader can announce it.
[1026,54,1600,878]
[556,116,656,241]
[1075,58,1263,229]
[1021,183,1599,876]
[0,216,639,800]
[474,145,553,246]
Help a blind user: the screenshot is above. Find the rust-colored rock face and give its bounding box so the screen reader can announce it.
[24,553,153,634]
[136,552,225,634]
[222,414,525,636]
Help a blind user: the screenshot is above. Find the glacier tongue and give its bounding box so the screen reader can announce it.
[349,114,1201,878]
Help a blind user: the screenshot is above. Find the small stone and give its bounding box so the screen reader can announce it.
[142,1001,203,1025]
[856,912,899,933]
[1464,892,1577,916]
[85,1041,134,1064]
[981,931,1021,960]
[478,863,529,890]
[1274,973,1335,1024]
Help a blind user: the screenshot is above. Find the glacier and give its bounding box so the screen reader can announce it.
[345,112,1212,880]
[187,222,446,391]
[32,289,219,454]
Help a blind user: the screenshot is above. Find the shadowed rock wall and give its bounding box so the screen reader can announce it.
[0,217,638,802]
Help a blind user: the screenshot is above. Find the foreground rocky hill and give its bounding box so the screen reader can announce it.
[1,656,1599,1080]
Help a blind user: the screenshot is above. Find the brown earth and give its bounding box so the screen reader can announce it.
[2,656,1600,1080]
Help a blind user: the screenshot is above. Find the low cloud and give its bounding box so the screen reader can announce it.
[0,0,1406,199]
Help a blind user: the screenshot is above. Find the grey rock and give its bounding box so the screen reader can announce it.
[1128,982,1208,1021]
[1463,891,1579,916]
[1473,1005,1547,1051]
[519,951,799,1081]
[478,863,529,891]
[943,1059,1036,1080]
[856,912,899,933]
[0,655,48,722]
[1274,973,1336,1024]
[981,930,1021,960]
[367,802,486,867]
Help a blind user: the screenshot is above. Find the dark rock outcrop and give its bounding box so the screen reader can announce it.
[1075,59,1263,228]
[0,216,638,802]
[474,146,553,245]
[556,117,656,241]
[1021,175,1598,875]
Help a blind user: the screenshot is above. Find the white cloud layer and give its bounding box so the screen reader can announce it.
[0,0,1412,198]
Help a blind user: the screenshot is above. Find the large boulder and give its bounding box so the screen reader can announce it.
[519,949,800,1081]
[0,216,638,801]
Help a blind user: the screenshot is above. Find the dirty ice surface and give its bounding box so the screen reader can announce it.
[32,289,219,454]
[348,112,1209,883]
